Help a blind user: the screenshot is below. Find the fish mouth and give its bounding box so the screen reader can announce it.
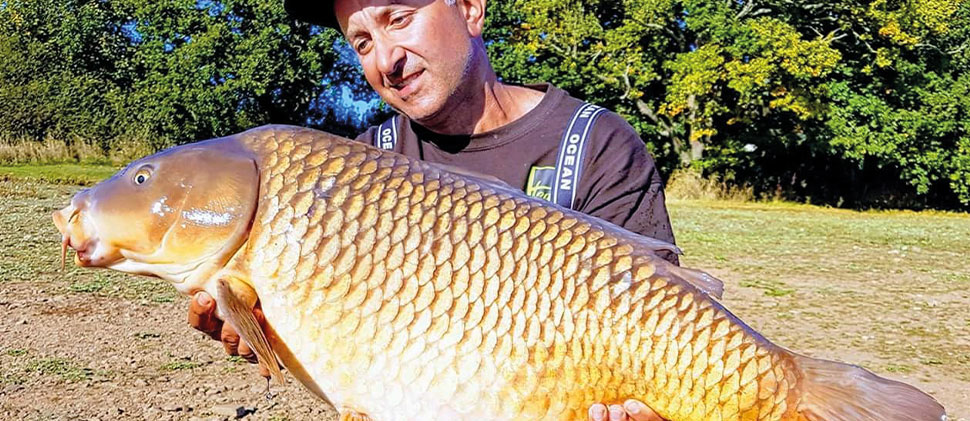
[72,238,109,267]
[52,201,223,285]
[52,206,121,269]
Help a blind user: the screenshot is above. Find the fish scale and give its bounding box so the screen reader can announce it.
[237,128,798,420]
[54,125,945,421]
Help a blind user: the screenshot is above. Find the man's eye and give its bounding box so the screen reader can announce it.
[389,14,411,27]
[355,40,371,53]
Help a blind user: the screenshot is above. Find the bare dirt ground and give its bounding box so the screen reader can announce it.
[1,179,968,420]
[1,180,334,420]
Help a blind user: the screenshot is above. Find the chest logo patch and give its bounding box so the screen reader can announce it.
[525,166,555,202]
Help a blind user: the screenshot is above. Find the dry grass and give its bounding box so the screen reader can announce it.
[0,136,151,166]
[665,168,756,202]
[0,164,119,186]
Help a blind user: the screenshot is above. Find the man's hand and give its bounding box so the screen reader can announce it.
[588,400,665,421]
[187,291,262,365]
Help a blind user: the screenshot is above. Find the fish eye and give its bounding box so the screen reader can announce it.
[133,167,153,185]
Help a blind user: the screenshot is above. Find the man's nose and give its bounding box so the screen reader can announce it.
[375,41,406,78]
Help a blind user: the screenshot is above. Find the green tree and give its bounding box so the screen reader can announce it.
[820,0,970,206]
[0,0,362,151]
[487,0,841,167]
[120,0,350,149]
[0,0,133,146]
[485,0,970,208]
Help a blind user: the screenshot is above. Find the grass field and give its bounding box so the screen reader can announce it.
[0,167,968,419]
[0,164,119,186]
[670,200,970,389]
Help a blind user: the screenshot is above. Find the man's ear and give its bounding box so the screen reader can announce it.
[458,0,485,37]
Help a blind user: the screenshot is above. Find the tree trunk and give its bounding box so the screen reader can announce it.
[690,138,705,162]
[684,94,703,165]
[637,98,693,166]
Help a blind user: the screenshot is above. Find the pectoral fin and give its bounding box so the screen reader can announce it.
[215,278,285,385]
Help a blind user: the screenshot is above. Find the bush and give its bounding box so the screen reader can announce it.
[665,168,755,202]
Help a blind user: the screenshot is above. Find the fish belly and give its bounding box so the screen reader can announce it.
[241,128,800,421]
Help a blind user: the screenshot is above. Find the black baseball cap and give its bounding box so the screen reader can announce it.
[283,0,341,29]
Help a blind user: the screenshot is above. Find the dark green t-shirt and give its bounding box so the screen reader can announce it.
[355,84,678,264]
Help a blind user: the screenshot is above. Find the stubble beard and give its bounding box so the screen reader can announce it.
[408,43,478,130]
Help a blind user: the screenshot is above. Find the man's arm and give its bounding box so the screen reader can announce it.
[573,112,679,265]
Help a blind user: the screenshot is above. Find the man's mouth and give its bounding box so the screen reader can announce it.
[388,70,424,97]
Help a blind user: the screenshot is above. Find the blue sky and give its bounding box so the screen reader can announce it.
[310,39,385,128]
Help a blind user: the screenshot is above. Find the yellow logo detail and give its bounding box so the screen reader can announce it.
[526,166,555,201]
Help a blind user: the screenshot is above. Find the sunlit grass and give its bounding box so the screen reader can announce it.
[0,164,118,186]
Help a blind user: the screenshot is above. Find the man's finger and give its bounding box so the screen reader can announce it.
[220,322,241,356]
[237,338,258,364]
[588,403,608,421]
[623,400,665,421]
[188,292,222,340]
[252,307,266,326]
[608,404,627,421]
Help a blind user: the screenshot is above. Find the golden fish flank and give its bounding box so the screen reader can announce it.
[53,125,946,421]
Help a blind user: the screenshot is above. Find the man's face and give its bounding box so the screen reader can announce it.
[335,0,476,122]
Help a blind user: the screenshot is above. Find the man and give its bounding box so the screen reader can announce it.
[189,0,675,419]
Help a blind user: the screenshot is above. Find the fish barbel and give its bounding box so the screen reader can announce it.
[52,125,946,421]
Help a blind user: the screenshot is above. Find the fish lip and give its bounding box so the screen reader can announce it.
[75,248,92,266]
[69,237,124,268]
[72,240,98,267]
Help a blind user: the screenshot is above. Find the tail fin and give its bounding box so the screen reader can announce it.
[793,354,947,421]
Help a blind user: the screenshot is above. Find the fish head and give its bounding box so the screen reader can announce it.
[53,138,259,289]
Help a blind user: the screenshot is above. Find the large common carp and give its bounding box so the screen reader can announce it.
[53,125,946,421]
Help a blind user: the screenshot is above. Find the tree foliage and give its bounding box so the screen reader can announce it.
[486,0,970,208]
[0,0,362,150]
[1,0,969,208]
[121,0,349,148]
[0,0,133,145]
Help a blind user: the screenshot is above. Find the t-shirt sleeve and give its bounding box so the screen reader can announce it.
[573,112,679,265]
[354,126,377,143]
